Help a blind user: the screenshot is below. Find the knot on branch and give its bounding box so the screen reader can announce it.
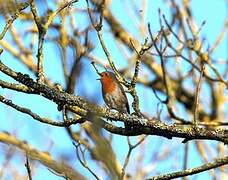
[17,72,35,87]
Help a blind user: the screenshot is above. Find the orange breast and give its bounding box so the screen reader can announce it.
[101,77,117,93]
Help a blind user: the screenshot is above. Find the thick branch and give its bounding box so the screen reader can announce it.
[149,156,228,180]
[0,94,82,127]
[1,61,228,144]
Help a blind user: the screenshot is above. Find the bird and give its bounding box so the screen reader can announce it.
[97,71,131,129]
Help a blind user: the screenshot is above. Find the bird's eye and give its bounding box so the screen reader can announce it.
[101,72,108,77]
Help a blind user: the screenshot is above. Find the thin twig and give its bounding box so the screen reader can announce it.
[163,13,228,88]
[85,0,129,87]
[162,14,184,44]
[193,64,205,126]
[0,94,83,127]
[91,61,101,75]
[30,0,45,83]
[0,2,29,40]
[148,24,188,122]
[73,142,100,180]
[122,136,147,178]
[25,154,33,180]
[30,0,78,83]
[209,19,228,54]
[148,23,170,99]
[130,39,141,88]
[129,39,149,115]
[44,0,78,30]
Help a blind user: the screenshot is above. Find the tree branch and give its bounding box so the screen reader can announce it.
[148,156,228,180]
[1,60,228,144]
[0,132,85,180]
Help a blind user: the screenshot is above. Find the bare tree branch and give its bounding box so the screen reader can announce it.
[148,156,228,180]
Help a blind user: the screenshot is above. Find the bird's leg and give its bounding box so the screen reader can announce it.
[104,105,115,122]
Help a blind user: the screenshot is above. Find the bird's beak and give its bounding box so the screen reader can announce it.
[96,78,101,80]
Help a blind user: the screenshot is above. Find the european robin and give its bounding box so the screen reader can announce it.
[97,71,131,129]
